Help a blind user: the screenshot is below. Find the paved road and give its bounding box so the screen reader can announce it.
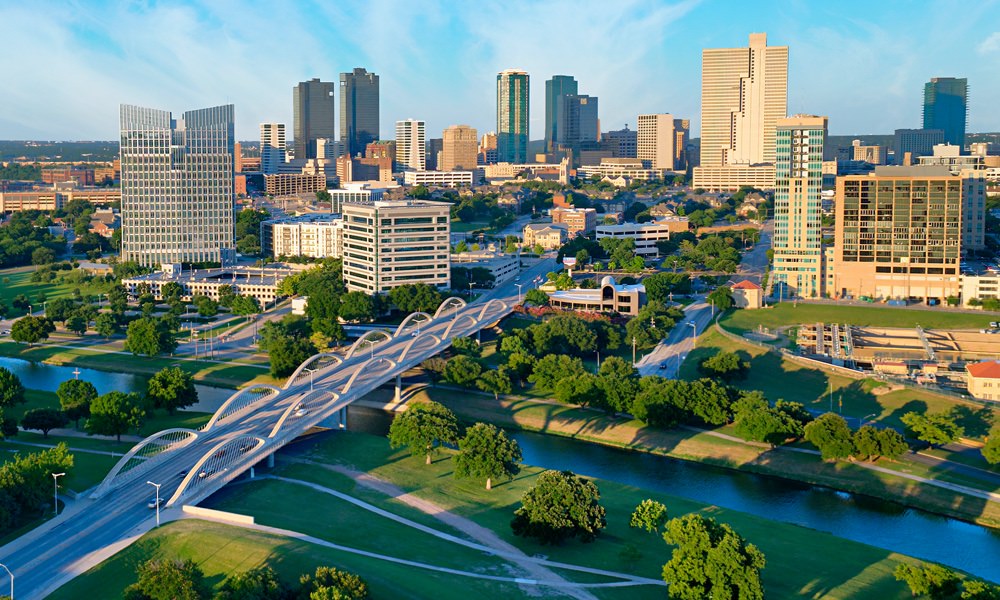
[0,257,555,599]
[635,299,715,377]
[737,220,772,286]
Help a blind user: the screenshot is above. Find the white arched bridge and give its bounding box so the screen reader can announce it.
[0,259,558,600]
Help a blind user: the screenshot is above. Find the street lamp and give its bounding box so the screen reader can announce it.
[52,472,65,516]
[468,282,474,300]
[687,322,697,348]
[632,336,637,366]
[0,562,12,600]
[514,283,524,305]
[147,481,161,527]
[304,367,317,391]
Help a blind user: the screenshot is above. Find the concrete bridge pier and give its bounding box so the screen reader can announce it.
[395,374,402,402]
[476,329,481,344]
[266,454,275,468]
[318,407,348,430]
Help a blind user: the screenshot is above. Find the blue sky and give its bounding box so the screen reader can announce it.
[2,0,998,141]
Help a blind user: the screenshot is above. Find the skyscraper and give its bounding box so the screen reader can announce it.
[260,123,286,174]
[923,77,968,148]
[556,95,599,147]
[293,78,336,160]
[396,119,426,171]
[120,104,235,267]
[771,115,827,298]
[545,75,578,152]
[637,114,688,170]
[441,125,479,171]
[497,69,529,164]
[340,68,380,158]
[693,33,788,190]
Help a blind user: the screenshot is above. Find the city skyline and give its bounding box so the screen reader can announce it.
[2,0,1000,141]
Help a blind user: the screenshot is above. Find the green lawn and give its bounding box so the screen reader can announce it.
[722,303,994,334]
[451,220,491,233]
[0,267,111,318]
[0,437,118,493]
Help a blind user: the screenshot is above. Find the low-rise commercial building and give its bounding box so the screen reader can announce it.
[546,276,646,315]
[122,266,295,305]
[451,252,519,284]
[328,183,388,213]
[264,173,327,196]
[262,214,344,259]
[551,207,597,236]
[577,158,671,182]
[523,223,568,250]
[730,279,763,309]
[966,360,1000,401]
[961,274,1000,306]
[595,218,688,256]
[402,170,475,187]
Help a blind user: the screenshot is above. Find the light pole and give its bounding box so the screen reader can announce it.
[0,562,12,600]
[468,282,474,300]
[687,322,697,348]
[515,283,524,304]
[304,367,316,391]
[595,350,600,372]
[147,481,161,527]
[632,336,637,366]
[52,472,65,516]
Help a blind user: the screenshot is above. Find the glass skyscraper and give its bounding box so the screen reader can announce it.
[545,75,577,152]
[923,77,968,148]
[497,69,529,164]
[120,104,235,268]
[293,78,336,160]
[340,68,380,158]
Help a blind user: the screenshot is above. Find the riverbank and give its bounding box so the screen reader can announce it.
[372,385,1000,530]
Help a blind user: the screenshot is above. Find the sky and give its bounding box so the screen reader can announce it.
[1,0,999,142]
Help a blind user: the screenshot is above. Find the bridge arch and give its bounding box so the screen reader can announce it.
[393,312,432,337]
[442,313,480,340]
[344,328,394,359]
[397,332,443,365]
[342,356,398,395]
[91,428,199,499]
[203,384,282,431]
[166,435,267,507]
[269,391,340,438]
[433,296,467,319]
[285,353,344,389]
[477,298,509,322]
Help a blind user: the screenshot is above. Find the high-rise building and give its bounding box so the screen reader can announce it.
[545,75,578,152]
[771,115,827,298]
[894,128,946,163]
[637,114,689,170]
[340,68,380,158]
[601,127,637,158]
[426,138,443,171]
[556,95,599,147]
[441,125,479,171]
[120,104,235,267]
[923,77,968,148]
[396,119,426,171]
[497,69,529,163]
[293,78,336,160]
[478,132,498,165]
[260,123,286,174]
[341,200,451,293]
[694,33,788,190]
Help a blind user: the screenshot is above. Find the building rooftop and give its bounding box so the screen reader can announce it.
[966,360,1000,379]
[731,280,762,290]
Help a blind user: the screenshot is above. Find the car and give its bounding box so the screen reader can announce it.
[411,330,419,337]
[990,322,999,328]
[147,497,162,509]
[198,468,214,479]
[177,470,188,478]
[659,362,668,370]
[295,408,308,417]
[0,330,9,336]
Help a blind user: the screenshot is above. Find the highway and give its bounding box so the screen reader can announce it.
[0,257,554,599]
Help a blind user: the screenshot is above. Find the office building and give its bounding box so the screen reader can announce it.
[771,115,827,298]
[119,104,235,268]
[341,200,451,293]
[924,77,968,148]
[441,125,479,171]
[851,140,885,165]
[426,137,443,171]
[293,78,336,160]
[556,94,599,148]
[340,68,379,158]
[122,266,291,306]
[894,128,945,163]
[260,123,286,174]
[601,127,637,158]
[545,75,578,151]
[546,276,646,316]
[832,166,982,303]
[41,167,94,186]
[328,183,386,213]
[577,158,670,182]
[596,219,688,256]
[336,156,393,184]
[262,214,344,259]
[693,32,788,190]
[638,114,689,170]
[263,173,327,196]
[497,69,530,163]
[365,140,396,164]
[396,119,426,171]
[551,207,597,236]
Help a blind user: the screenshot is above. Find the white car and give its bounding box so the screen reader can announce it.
[295,407,308,417]
[147,497,162,509]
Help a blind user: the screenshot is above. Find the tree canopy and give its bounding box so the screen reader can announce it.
[57,378,98,427]
[0,367,26,408]
[454,422,522,490]
[123,558,210,600]
[388,401,460,464]
[804,412,855,460]
[86,391,145,441]
[511,470,606,545]
[661,513,766,600]
[901,411,964,447]
[146,367,199,414]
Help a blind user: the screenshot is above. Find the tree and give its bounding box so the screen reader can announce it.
[528,354,587,393]
[339,291,376,322]
[146,367,199,414]
[86,391,145,441]
[124,317,177,357]
[194,296,218,318]
[630,499,668,533]
[10,315,54,345]
[421,356,447,386]
[553,372,602,406]
[388,284,443,314]
[95,312,119,339]
[699,351,749,381]
[216,566,287,600]
[893,563,961,600]
[65,313,87,336]
[962,579,1000,600]
[21,408,68,438]
[595,356,639,413]
[524,288,549,306]
[0,367,25,408]
[388,401,460,464]
[511,470,606,544]
[733,400,802,446]
[230,295,261,316]
[217,284,237,308]
[123,558,211,600]
[901,411,964,447]
[804,412,855,460]
[444,355,482,387]
[298,566,369,600]
[160,281,184,302]
[46,297,77,323]
[57,379,97,427]
[454,423,522,490]
[269,336,316,378]
[707,286,734,312]
[31,246,56,265]
[477,368,512,400]
[450,336,481,358]
[642,272,692,304]
[661,513,766,600]
[984,426,1000,465]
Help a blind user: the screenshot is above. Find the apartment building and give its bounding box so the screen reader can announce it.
[262,214,344,259]
[523,223,568,249]
[551,207,597,236]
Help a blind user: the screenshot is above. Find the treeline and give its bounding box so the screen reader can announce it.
[0,210,67,268]
[0,444,73,532]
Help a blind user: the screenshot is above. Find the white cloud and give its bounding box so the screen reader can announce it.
[978,31,1000,54]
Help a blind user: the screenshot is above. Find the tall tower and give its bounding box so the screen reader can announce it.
[340,68,380,158]
[637,114,678,170]
[700,33,788,167]
[545,75,578,152]
[557,95,599,147]
[771,115,827,298]
[923,77,968,148]
[259,123,286,174]
[497,69,530,164]
[396,119,426,171]
[120,104,235,267]
[441,125,479,171]
[293,78,336,160]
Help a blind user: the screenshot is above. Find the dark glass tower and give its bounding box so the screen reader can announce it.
[923,77,968,148]
[545,75,577,152]
[340,68,380,158]
[293,78,336,160]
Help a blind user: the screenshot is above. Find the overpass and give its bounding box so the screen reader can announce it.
[0,257,554,599]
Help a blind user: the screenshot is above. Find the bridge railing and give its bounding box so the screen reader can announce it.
[203,384,282,431]
[393,311,433,337]
[433,296,467,319]
[344,329,393,360]
[166,435,267,507]
[91,428,200,499]
[284,353,344,390]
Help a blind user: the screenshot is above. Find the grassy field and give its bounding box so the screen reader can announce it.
[52,432,939,599]
[451,220,492,233]
[722,303,995,334]
[0,436,118,493]
[0,267,110,318]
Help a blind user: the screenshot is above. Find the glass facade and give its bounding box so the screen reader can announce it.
[545,75,577,152]
[340,68,380,158]
[923,78,968,148]
[497,70,529,163]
